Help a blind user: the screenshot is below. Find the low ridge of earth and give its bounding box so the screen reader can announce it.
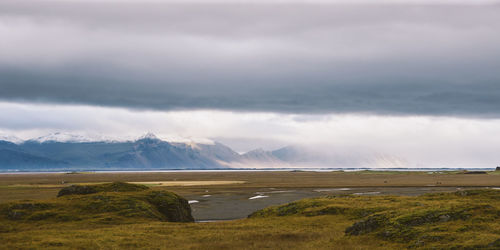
[0,182,194,226]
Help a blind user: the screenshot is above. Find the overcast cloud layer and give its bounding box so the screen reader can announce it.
[1,1,500,116]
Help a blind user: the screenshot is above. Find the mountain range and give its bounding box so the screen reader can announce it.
[0,133,407,171]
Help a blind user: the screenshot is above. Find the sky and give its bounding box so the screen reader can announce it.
[1,0,500,167]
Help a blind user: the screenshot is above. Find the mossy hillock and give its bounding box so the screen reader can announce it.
[249,189,500,249]
[57,181,149,197]
[1,182,194,224]
[248,198,383,219]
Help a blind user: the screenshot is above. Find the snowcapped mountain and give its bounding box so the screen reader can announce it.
[28,132,119,143]
[137,132,159,141]
[0,133,241,170]
[0,132,408,171]
[0,135,23,144]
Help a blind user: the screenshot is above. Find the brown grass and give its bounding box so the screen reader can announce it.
[1,171,499,203]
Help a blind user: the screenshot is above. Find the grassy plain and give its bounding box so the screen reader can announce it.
[1,171,500,249]
[1,170,500,202]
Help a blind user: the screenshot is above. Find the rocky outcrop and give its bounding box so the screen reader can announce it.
[345,214,385,236]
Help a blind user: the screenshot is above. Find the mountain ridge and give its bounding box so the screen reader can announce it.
[0,133,407,171]
[0,133,285,171]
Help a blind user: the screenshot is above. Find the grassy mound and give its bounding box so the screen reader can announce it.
[57,182,149,197]
[0,182,193,225]
[250,189,500,248]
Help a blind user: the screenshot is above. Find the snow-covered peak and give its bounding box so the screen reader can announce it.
[152,134,215,145]
[137,132,160,141]
[3,132,218,145]
[29,132,117,143]
[0,135,24,144]
[187,141,201,150]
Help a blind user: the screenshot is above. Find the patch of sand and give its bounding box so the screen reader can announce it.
[3,184,67,188]
[4,180,246,188]
[130,181,246,186]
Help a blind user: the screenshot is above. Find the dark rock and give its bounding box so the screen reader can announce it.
[57,185,98,197]
[463,171,487,174]
[2,202,53,220]
[146,191,194,222]
[345,214,385,235]
[7,210,25,220]
[488,239,500,248]
[439,214,451,222]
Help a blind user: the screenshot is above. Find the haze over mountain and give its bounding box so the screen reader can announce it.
[0,133,407,172]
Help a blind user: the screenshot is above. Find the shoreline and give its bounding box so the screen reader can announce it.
[0,167,497,174]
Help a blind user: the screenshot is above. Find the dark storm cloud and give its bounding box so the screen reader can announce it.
[1,1,500,116]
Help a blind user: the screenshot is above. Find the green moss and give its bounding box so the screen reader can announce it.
[248,189,500,248]
[0,182,193,224]
[249,198,385,219]
[394,207,470,226]
[145,191,194,222]
[249,200,324,218]
[27,211,58,220]
[57,182,149,197]
[454,189,500,199]
[345,214,386,235]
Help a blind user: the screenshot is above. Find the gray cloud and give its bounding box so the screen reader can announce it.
[1,1,500,116]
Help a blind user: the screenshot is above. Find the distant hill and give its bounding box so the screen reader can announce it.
[0,149,68,169]
[0,133,407,171]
